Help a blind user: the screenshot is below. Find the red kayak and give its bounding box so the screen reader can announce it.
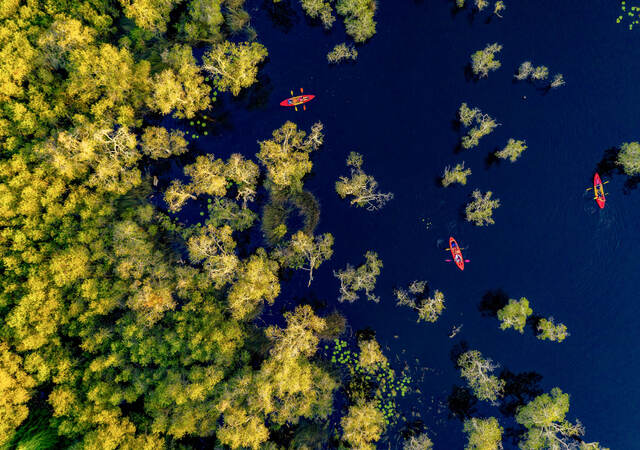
[280,94,315,107]
[593,173,605,209]
[449,237,464,271]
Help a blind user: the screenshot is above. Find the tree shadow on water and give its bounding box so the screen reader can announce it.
[234,73,273,110]
[447,386,477,420]
[595,147,620,178]
[463,64,478,83]
[596,146,640,193]
[449,340,469,368]
[498,369,543,416]
[484,149,501,169]
[478,289,508,318]
[263,0,298,33]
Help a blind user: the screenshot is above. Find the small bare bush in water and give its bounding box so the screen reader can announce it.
[327,43,358,64]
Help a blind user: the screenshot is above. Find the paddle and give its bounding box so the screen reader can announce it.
[445,259,471,263]
[586,180,609,191]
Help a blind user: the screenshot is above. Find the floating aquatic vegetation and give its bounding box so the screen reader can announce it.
[328,338,412,426]
[617,1,640,30]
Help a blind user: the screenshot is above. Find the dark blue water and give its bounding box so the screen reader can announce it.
[162,0,640,446]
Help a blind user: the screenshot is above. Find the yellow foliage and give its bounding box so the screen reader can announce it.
[341,400,386,449]
[358,339,388,371]
[0,342,36,446]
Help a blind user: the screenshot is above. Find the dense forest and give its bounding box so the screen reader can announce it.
[0,0,622,448]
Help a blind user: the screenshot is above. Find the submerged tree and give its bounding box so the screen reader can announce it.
[336,0,377,43]
[459,103,481,127]
[300,0,336,28]
[471,43,502,78]
[474,0,489,11]
[341,399,386,449]
[531,65,549,81]
[515,388,606,449]
[334,251,382,303]
[278,231,334,286]
[202,41,268,95]
[515,61,534,80]
[536,317,569,343]
[465,190,501,226]
[495,138,527,162]
[336,152,394,211]
[442,162,472,187]
[140,126,188,159]
[403,432,434,450]
[458,350,505,403]
[461,113,500,149]
[358,338,388,371]
[463,417,503,450]
[395,281,445,323]
[327,43,358,63]
[257,121,324,192]
[550,73,566,88]
[617,141,640,175]
[497,297,533,334]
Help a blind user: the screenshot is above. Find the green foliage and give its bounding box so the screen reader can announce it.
[327,43,358,64]
[465,190,501,226]
[179,0,224,42]
[334,251,382,303]
[257,122,324,192]
[617,2,640,30]
[617,141,640,175]
[1,406,60,450]
[463,417,503,450]
[495,138,527,162]
[536,317,569,342]
[336,0,377,42]
[458,350,505,403]
[442,162,471,186]
[470,43,502,78]
[497,297,532,333]
[395,281,446,323]
[515,388,607,449]
[202,41,268,95]
[336,152,394,210]
[493,1,506,17]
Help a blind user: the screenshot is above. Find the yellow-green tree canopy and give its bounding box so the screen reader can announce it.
[463,417,503,450]
[515,388,607,449]
[257,121,324,192]
[618,141,640,175]
[341,400,386,449]
[465,190,501,226]
[497,297,533,333]
[202,41,268,95]
[458,350,505,403]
